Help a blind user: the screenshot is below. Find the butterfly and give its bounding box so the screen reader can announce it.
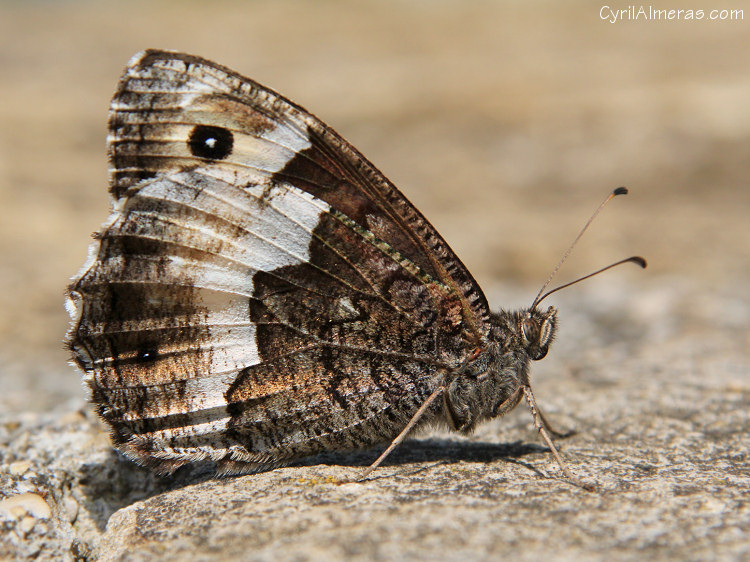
[67,50,643,486]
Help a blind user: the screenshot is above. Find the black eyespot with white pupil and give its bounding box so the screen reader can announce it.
[188,125,234,160]
[136,347,158,363]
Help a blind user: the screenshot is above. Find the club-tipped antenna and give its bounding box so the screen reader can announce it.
[530,187,629,309]
[534,256,647,306]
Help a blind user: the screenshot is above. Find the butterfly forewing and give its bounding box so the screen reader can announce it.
[68,50,492,473]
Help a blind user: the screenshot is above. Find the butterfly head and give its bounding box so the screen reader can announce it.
[518,306,557,361]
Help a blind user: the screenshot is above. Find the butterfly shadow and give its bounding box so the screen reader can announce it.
[294,437,551,478]
[76,437,548,531]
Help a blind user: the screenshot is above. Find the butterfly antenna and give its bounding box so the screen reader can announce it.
[530,187,629,309]
[535,256,647,306]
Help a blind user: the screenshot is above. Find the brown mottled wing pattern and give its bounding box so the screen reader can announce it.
[67,50,491,474]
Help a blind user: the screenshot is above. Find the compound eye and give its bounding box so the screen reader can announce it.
[521,318,539,345]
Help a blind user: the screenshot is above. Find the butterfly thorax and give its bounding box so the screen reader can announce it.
[442,306,557,433]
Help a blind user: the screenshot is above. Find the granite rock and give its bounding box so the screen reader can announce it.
[1,284,748,561]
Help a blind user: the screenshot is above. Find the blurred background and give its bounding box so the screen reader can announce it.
[0,0,747,414]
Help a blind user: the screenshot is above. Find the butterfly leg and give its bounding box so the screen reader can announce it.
[537,405,576,439]
[442,375,484,431]
[358,385,446,480]
[522,385,594,491]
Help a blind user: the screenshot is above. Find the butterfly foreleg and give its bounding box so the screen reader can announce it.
[443,374,484,432]
[442,348,501,432]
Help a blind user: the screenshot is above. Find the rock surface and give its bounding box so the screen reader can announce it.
[2,283,748,561]
[0,2,748,560]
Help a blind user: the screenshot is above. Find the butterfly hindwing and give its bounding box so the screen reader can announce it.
[68,50,492,473]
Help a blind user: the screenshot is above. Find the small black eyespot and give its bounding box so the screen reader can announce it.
[188,125,233,160]
[136,347,158,363]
